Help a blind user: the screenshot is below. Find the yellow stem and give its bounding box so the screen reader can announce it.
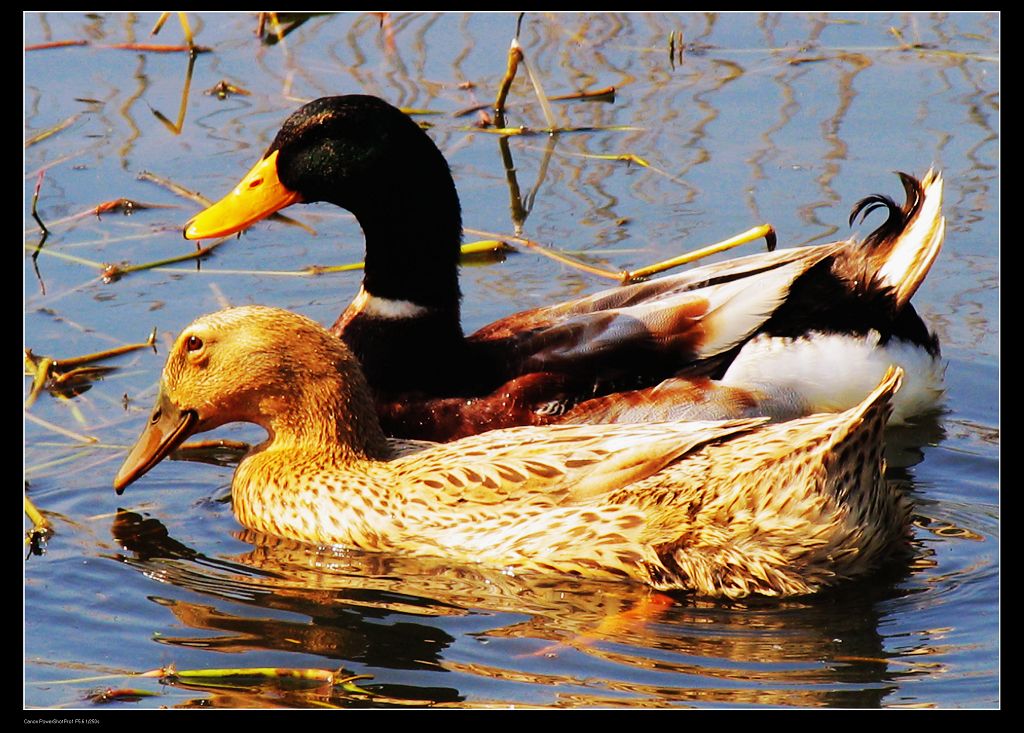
[44,330,157,370]
[24,496,50,532]
[466,225,775,283]
[622,224,776,283]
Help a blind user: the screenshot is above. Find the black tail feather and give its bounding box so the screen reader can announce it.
[849,171,924,251]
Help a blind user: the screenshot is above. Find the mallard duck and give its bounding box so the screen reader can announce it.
[184,95,945,440]
[114,305,912,599]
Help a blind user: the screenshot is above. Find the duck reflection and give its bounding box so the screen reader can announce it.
[108,503,941,708]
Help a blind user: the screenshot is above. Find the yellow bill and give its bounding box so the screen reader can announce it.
[183,150,303,240]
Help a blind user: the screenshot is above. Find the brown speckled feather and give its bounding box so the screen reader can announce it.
[115,306,912,599]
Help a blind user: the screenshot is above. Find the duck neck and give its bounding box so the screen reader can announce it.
[331,177,471,392]
[354,175,463,320]
[259,357,393,465]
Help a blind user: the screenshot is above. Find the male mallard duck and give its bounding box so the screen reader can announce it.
[114,305,912,599]
[184,95,945,440]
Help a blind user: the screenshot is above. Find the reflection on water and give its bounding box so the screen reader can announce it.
[25,12,997,709]
[103,500,951,708]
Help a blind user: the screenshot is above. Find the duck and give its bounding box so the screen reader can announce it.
[184,95,945,441]
[113,305,913,599]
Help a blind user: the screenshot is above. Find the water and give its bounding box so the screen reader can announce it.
[24,12,998,709]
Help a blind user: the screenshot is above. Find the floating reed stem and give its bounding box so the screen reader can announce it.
[465,224,775,283]
[24,495,51,536]
[24,329,158,408]
[622,224,777,283]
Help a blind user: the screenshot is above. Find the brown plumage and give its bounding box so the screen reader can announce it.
[114,305,913,599]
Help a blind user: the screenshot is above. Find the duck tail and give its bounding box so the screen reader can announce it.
[820,365,909,521]
[644,366,912,598]
[850,168,945,311]
[834,364,903,442]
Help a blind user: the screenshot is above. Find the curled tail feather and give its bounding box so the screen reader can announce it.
[851,168,945,310]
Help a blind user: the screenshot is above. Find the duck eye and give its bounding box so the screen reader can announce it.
[185,335,203,352]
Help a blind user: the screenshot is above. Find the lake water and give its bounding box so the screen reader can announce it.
[24,12,998,710]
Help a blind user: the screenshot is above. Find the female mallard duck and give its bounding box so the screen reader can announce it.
[184,95,945,440]
[114,305,912,599]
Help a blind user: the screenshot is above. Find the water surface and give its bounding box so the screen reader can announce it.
[24,12,998,709]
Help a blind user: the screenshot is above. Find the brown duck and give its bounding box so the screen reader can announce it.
[114,305,912,599]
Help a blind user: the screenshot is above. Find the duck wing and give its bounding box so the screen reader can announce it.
[471,169,943,381]
[560,376,808,425]
[388,418,768,508]
[618,366,910,597]
[470,254,833,379]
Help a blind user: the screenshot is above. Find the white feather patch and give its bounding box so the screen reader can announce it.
[720,331,945,424]
[350,286,430,319]
[696,260,808,357]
